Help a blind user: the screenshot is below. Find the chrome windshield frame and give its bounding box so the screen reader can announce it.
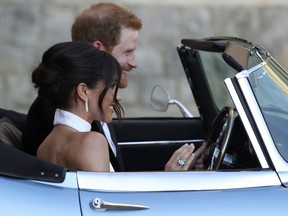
[227,61,288,172]
[225,77,269,168]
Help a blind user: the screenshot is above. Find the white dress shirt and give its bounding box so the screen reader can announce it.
[101,122,117,157]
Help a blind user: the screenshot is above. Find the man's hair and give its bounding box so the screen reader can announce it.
[71,3,142,51]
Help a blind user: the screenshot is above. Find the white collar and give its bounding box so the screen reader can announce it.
[53,108,91,132]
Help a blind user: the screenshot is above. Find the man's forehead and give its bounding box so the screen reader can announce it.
[114,28,139,50]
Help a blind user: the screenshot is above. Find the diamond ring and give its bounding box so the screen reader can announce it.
[177,158,186,166]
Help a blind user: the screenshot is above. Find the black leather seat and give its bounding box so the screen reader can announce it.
[0,117,23,150]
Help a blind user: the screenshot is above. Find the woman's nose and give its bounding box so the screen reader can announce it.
[116,94,122,102]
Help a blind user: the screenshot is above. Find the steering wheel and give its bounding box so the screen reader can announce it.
[202,106,235,170]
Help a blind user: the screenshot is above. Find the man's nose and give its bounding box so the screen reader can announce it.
[128,53,137,68]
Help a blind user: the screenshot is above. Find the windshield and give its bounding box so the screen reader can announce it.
[198,40,267,111]
[248,59,288,161]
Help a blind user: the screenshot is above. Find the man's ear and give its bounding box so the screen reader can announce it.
[76,83,88,101]
[92,40,107,51]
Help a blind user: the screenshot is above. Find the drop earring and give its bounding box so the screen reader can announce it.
[85,97,89,112]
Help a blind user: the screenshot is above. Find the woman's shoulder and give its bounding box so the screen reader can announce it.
[81,130,106,142]
[75,131,107,151]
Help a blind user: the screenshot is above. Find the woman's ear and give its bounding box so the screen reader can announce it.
[92,40,107,51]
[76,83,88,101]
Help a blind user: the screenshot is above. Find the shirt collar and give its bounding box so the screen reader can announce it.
[53,108,91,132]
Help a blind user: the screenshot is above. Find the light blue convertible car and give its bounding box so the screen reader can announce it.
[1,37,288,215]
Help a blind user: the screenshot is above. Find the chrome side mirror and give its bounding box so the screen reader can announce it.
[151,85,170,112]
[151,85,193,117]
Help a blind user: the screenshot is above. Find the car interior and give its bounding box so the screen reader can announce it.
[0,37,264,183]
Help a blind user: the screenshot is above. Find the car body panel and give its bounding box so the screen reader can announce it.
[0,173,80,216]
[77,171,286,215]
[79,186,288,215]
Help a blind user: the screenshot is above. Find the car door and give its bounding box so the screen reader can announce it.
[113,117,205,171]
[78,170,288,216]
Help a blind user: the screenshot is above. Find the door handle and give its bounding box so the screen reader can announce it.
[90,198,149,210]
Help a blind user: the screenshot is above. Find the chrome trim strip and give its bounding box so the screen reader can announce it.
[234,63,266,79]
[118,139,204,146]
[247,62,267,74]
[234,70,249,79]
[77,170,280,192]
[235,72,288,171]
[225,78,269,168]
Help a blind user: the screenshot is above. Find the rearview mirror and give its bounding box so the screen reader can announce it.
[222,41,249,72]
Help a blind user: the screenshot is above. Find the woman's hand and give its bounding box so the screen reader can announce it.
[164,143,195,171]
[193,156,205,170]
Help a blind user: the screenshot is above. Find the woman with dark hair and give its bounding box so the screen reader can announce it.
[32,41,123,172]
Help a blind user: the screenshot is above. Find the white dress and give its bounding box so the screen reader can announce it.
[53,108,115,172]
